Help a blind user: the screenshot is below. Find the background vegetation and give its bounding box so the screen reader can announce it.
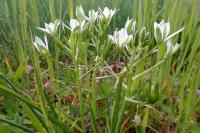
[0,0,200,132]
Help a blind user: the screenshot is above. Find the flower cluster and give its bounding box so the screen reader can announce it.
[32,6,184,57]
[33,6,117,54]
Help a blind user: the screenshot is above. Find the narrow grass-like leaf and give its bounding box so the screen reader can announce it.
[0,117,34,133]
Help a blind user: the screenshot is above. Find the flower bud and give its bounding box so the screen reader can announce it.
[140,27,146,42]
[145,32,150,41]
[154,20,170,44]
[76,6,86,21]
[154,27,162,44]
[125,17,136,33]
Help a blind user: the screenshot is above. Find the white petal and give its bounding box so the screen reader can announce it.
[34,36,44,52]
[88,10,98,23]
[123,35,132,47]
[108,35,115,42]
[165,21,170,36]
[127,35,133,43]
[125,17,131,29]
[166,40,173,53]
[110,9,117,17]
[76,6,85,20]
[44,35,48,50]
[49,23,54,30]
[45,23,49,29]
[173,43,180,52]
[81,21,88,32]
[154,22,159,30]
[70,19,79,30]
[103,7,110,18]
[33,42,40,52]
[81,20,85,28]
[35,36,44,45]
[37,27,50,34]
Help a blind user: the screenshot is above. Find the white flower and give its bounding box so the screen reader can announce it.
[86,10,98,23]
[154,20,184,44]
[37,19,60,35]
[154,20,170,44]
[63,19,88,32]
[33,36,48,54]
[125,17,136,33]
[98,7,117,22]
[76,6,86,20]
[69,19,80,31]
[166,40,180,54]
[108,28,132,48]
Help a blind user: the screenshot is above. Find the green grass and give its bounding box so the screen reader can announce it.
[0,0,200,132]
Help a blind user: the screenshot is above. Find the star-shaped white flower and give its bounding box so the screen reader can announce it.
[63,18,88,32]
[166,40,180,54]
[108,28,132,48]
[33,36,49,55]
[37,19,60,35]
[154,20,184,44]
[154,20,170,44]
[86,10,98,23]
[98,7,117,22]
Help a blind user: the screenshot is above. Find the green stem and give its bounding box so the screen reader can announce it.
[114,74,132,133]
[76,68,86,133]
[87,95,99,133]
[31,46,52,131]
[91,68,98,133]
[47,57,59,102]
[71,31,86,132]
[111,77,123,133]
[115,59,164,133]
[91,68,97,117]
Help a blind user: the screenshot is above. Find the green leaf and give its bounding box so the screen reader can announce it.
[0,85,39,110]
[189,124,200,133]
[0,123,11,133]
[24,105,47,133]
[142,108,149,129]
[0,117,34,133]
[14,63,25,81]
